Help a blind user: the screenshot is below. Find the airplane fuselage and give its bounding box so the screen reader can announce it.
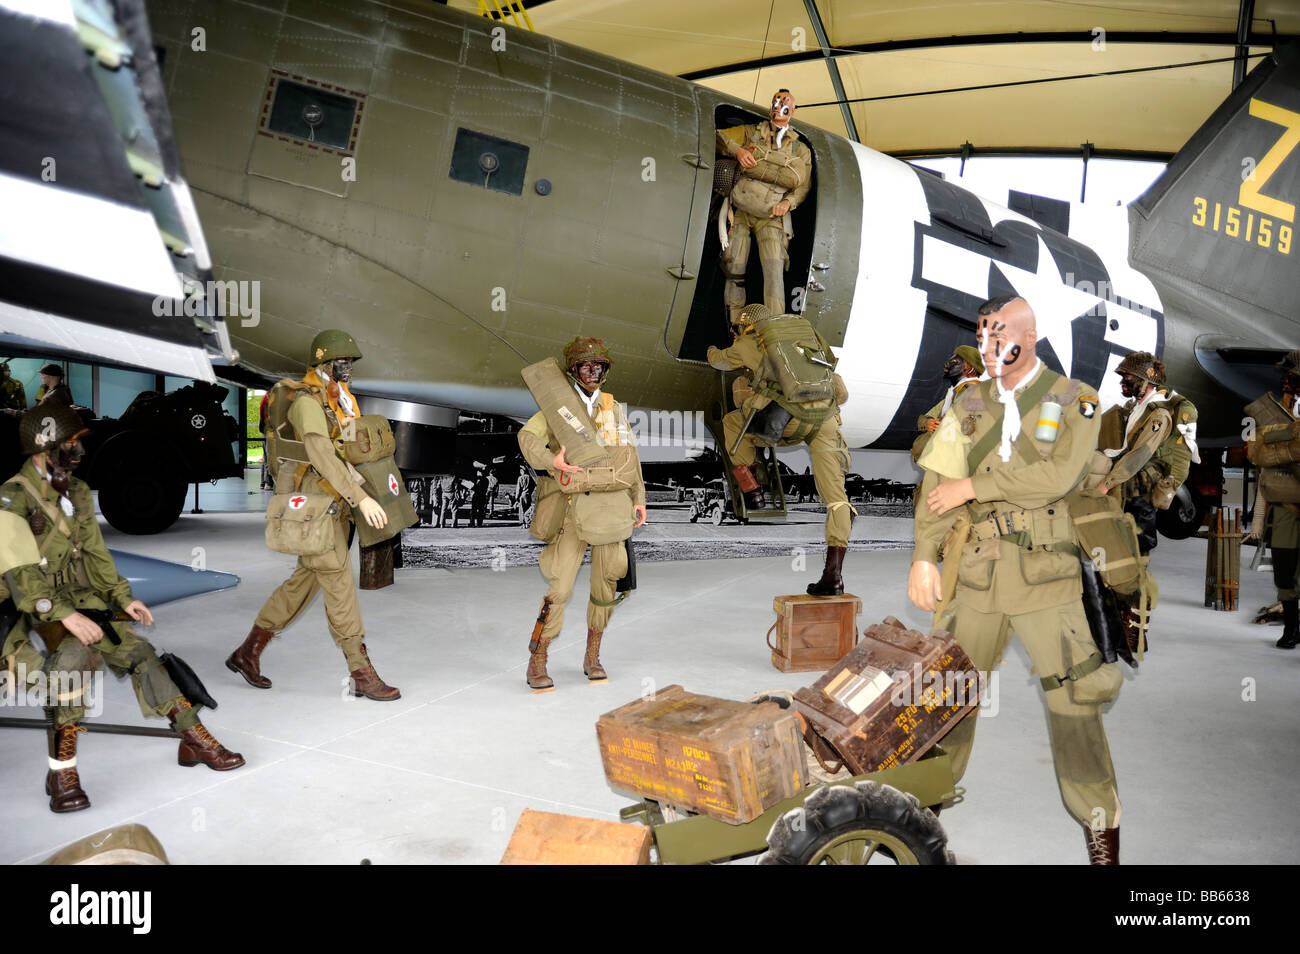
[150,0,1272,450]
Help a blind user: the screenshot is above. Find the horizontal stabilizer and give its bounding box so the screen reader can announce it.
[110,549,239,606]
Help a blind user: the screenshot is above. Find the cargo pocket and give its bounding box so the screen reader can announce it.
[1019,547,1079,586]
[1061,610,1122,705]
[956,540,997,591]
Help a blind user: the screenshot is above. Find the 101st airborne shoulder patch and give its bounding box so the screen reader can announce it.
[1079,397,1097,419]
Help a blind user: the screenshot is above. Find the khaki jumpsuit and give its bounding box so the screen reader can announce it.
[915,366,1124,829]
[518,390,645,643]
[255,384,375,670]
[716,121,812,321]
[707,332,853,547]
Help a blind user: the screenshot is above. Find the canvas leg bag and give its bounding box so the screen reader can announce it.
[572,493,633,546]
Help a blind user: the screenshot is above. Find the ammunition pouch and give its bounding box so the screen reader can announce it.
[1152,476,1178,510]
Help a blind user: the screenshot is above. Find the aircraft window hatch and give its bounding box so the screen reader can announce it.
[265,77,359,152]
[449,128,529,196]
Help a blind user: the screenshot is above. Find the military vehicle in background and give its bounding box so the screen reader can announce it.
[0,380,241,534]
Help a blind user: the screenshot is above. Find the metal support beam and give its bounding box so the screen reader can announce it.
[1234,0,1257,89]
[801,0,861,143]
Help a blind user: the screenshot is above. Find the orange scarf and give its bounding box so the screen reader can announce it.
[303,368,359,425]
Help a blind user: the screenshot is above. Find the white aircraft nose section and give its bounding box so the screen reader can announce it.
[836,143,933,448]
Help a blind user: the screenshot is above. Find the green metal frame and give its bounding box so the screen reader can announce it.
[620,748,957,866]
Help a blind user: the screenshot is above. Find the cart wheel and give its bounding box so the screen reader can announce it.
[711,507,724,526]
[758,781,953,865]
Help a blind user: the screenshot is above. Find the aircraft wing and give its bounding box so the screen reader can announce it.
[0,0,235,380]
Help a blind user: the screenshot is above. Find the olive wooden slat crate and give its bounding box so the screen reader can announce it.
[596,685,806,825]
[768,593,861,672]
[500,809,652,865]
[793,617,981,776]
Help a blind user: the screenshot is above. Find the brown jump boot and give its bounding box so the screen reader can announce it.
[583,627,607,681]
[527,598,555,691]
[1085,826,1120,865]
[807,545,846,597]
[170,701,245,771]
[46,723,91,813]
[226,624,275,688]
[348,644,401,701]
[732,465,766,511]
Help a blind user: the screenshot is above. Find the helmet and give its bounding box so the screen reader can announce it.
[39,363,64,378]
[1277,349,1300,374]
[562,336,612,375]
[19,404,88,456]
[308,330,362,366]
[731,303,772,331]
[1115,351,1165,386]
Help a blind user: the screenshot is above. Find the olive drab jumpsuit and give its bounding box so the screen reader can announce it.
[518,391,645,644]
[715,121,812,321]
[706,331,853,547]
[0,460,196,732]
[914,366,1124,829]
[254,376,373,670]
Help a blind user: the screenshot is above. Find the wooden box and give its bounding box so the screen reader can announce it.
[768,593,861,672]
[596,685,807,825]
[500,809,652,865]
[793,617,981,775]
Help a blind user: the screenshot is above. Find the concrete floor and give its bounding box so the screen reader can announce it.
[3,473,1296,865]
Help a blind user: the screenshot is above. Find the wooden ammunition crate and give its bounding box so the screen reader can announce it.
[794,617,981,775]
[500,810,652,865]
[767,593,861,672]
[596,685,806,825]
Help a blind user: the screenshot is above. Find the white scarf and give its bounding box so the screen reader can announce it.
[983,359,1043,463]
[575,383,601,418]
[775,125,788,148]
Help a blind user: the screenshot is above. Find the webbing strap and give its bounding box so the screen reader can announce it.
[589,592,628,608]
[11,474,77,559]
[965,371,1059,473]
[1040,650,1104,692]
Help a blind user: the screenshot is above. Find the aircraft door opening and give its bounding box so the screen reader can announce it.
[670,104,818,363]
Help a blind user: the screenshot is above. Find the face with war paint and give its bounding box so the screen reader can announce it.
[770,91,795,128]
[575,360,608,392]
[977,299,1037,381]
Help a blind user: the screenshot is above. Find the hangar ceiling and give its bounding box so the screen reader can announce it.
[450,0,1299,159]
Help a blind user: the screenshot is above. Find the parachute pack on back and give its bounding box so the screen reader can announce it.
[752,314,837,403]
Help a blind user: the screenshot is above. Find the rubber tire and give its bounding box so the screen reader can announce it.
[96,463,188,535]
[758,781,954,865]
[1156,485,1208,540]
[711,506,724,526]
